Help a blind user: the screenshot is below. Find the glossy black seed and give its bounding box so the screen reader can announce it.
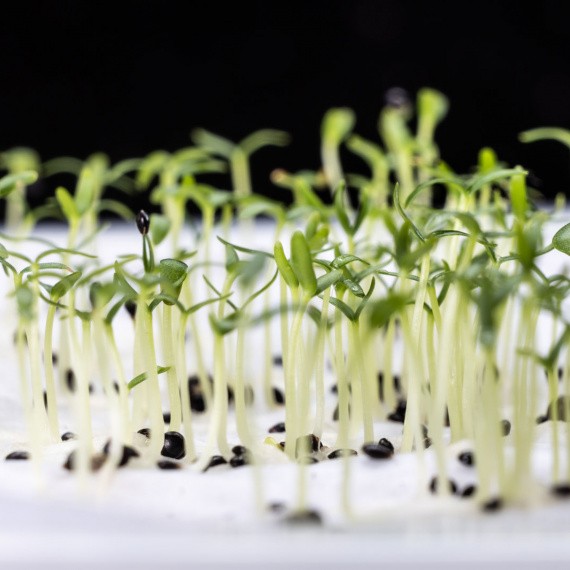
[61,431,77,441]
[423,437,433,449]
[112,381,120,393]
[429,476,458,495]
[230,454,250,468]
[547,395,570,422]
[161,431,186,460]
[384,87,410,109]
[124,299,137,319]
[269,422,286,433]
[362,442,393,459]
[51,352,58,365]
[187,375,209,412]
[482,497,503,512]
[5,451,29,460]
[43,390,48,409]
[232,445,248,457]
[157,460,181,470]
[328,449,357,460]
[204,455,228,472]
[278,441,285,450]
[378,438,394,452]
[295,434,322,457]
[458,451,475,466]
[284,509,322,525]
[63,451,106,472]
[163,411,171,424]
[536,415,549,424]
[137,428,151,439]
[102,441,140,467]
[272,355,283,366]
[461,485,477,498]
[191,394,206,413]
[330,384,338,394]
[272,387,285,405]
[387,400,407,423]
[136,210,150,235]
[501,419,511,436]
[552,483,570,497]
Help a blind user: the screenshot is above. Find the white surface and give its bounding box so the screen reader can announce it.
[1,219,570,568]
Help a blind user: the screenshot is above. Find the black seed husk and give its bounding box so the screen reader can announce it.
[295,434,322,457]
[61,431,77,441]
[161,431,186,460]
[482,497,503,512]
[284,509,322,525]
[387,400,407,423]
[362,442,394,459]
[552,483,570,497]
[137,427,151,439]
[5,451,29,460]
[267,502,286,513]
[501,419,511,436]
[297,456,319,465]
[384,86,410,109]
[378,438,394,452]
[272,387,285,405]
[157,460,181,470]
[63,450,106,472]
[547,395,570,422]
[461,485,477,498]
[230,454,250,468]
[272,355,283,366]
[102,441,140,467]
[328,449,357,459]
[203,455,228,472]
[269,422,286,433]
[429,476,458,495]
[232,445,248,457]
[136,210,150,235]
[163,411,171,424]
[124,299,137,319]
[458,451,475,466]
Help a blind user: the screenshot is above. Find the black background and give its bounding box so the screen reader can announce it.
[1,0,570,208]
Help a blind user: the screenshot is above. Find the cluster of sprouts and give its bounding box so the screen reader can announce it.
[3,88,570,516]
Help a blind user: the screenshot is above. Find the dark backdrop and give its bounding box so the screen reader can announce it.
[1,0,570,209]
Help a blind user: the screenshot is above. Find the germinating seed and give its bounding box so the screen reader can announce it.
[269,422,286,433]
[161,432,186,460]
[61,431,77,441]
[362,443,394,459]
[5,451,29,460]
[136,210,150,235]
[328,449,357,459]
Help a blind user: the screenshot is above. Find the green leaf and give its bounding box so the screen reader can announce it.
[393,183,425,242]
[51,271,82,301]
[315,269,343,295]
[467,168,527,195]
[149,213,170,245]
[0,170,38,198]
[510,171,528,221]
[159,259,188,303]
[127,366,171,391]
[553,222,570,255]
[55,187,78,221]
[519,127,570,148]
[225,244,240,272]
[75,167,96,214]
[290,230,317,297]
[327,296,356,321]
[274,241,299,289]
[368,292,410,328]
[334,180,352,234]
[321,108,356,146]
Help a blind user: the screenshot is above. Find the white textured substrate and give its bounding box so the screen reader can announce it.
[1,219,570,568]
